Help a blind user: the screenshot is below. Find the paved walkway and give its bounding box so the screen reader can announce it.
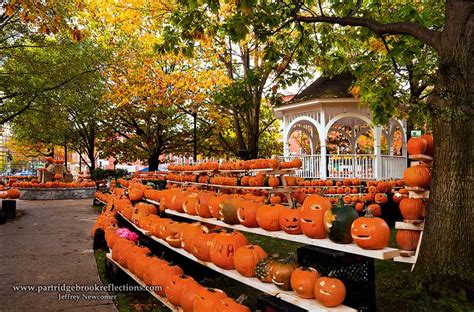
[0,199,116,312]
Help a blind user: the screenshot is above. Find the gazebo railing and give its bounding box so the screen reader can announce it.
[279,155,321,178]
[381,155,406,179]
[328,154,374,179]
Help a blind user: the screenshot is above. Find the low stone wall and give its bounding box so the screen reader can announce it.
[19,188,96,200]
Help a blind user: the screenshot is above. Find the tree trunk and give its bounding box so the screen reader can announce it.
[414,4,474,293]
[148,153,159,171]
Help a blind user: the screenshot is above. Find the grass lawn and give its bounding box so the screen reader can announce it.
[91,205,473,311]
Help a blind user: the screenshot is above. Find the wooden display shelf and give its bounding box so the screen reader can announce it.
[408,154,433,162]
[116,214,354,312]
[408,190,430,199]
[395,221,424,231]
[143,198,160,206]
[162,209,399,260]
[169,167,300,174]
[393,255,416,264]
[405,186,428,192]
[106,253,182,311]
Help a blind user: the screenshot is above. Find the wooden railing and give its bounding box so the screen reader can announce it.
[279,155,321,178]
[381,155,406,179]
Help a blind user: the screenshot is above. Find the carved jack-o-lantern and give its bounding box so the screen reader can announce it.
[351,216,390,249]
[209,231,248,269]
[278,206,303,234]
[300,195,332,239]
[314,277,346,307]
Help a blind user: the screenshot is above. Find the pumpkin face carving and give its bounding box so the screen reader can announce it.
[278,206,302,234]
[209,231,248,269]
[193,288,228,312]
[165,275,195,306]
[351,217,390,249]
[314,277,346,307]
[300,195,332,239]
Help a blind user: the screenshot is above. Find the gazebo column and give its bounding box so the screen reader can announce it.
[373,126,382,179]
[320,110,327,179]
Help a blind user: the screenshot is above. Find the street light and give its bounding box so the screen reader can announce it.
[192,105,198,163]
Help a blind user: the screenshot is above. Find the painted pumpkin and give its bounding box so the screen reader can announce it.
[324,200,359,244]
[290,267,320,299]
[256,204,285,231]
[193,288,228,312]
[300,195,332,239]
[233,245,268,277]
[271,254,298,291]
[209,231,249,269]
[314,277,346,307]
[403,165,431,188]
[351,216,390,249]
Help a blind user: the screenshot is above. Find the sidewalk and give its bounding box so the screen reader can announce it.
[0,199,116,311]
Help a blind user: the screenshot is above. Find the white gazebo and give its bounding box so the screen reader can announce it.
[275,73,407,180]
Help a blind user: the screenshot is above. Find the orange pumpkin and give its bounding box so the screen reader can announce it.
[151,263,183,296]
[209,231,248,269]
[268,176,280,187]
[214,298,250,312]
[367,203,382,217]
[237,200,259,228]
[278,206,303,234]
[420,133,434,156]
[300,195,331,239]
[196,192,214,218]
[351,216,390,249]
[233,245,268,277]
[128,188,144,201]
[193,288,228,312]
[192,232,218,262]
[314,277,346,307]
[256,204,285,231]
[407,137,427,155]
[374,193,388,204]
[165,275,196,306]
[399,198,424,219]
[179,280,205,312]
[290,267,320,299]
[396,230,420,251]
[7,188,21,199]
[403,165,431,188]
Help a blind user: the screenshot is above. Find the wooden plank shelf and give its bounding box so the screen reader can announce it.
[408,190,430,199]
[116,214,354,312]
[409,154,433,162]
[106,253,182,311]
[393,256,416,264]
[95,198,107,205]
[405,186,428,192]
[395,221,424,231]
[162,209,399,260]
[143,198,160,206]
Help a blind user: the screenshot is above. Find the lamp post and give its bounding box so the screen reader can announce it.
[192,105,198,163]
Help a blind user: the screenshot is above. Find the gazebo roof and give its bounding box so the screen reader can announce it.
[291,72,355,102]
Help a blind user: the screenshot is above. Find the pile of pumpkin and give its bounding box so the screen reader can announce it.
[142,188,391,250]
[0,188,21,199]
[168,158,302,172]
[391,133,433,253]
[95,191,113,204]
[12,180,96,188]
[106,231,250,311]
[116,199,348,308]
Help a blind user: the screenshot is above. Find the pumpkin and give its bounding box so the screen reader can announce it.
[420,133,434,156]
[324,199,359,244]
[165,275,195,305]
[240,176,250,186]
[399,198,424,219]
[355,202,365,212]
[170,190,189,212]
[196,192,214,218]
[181,224,206,253]
[151,263,184,296]
[367,203,382,217]
[291,267,320,299]
[256,256,277,283]
[256,204,284,231]
[270,195,282,204]
[396,230,420,251]
[215,298,250,312]
[111,238,134,263]
[374,193,388,204]
[220,198,241,224]
[133,253,156,280]
[142,257,168,286]
[125,246,151,272]
[192,232,218,262]
[314,277,346,307]
[209,194,229,218]
[271,254,298,291]
[7,188,21,199]
[54,173,62,180]
[278,205,303,234]
[403,165,431,188]
[300,195,331,239]
[233,245,268,277]
[268,176,280,187]
[193,288,228,312]
[182,193,199,215]
[209,230,248,269]
[179,280,204,312]
[407,137,427,155]
[128,188,144,201]
[376,181,392,193]
[351,215,390,249]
